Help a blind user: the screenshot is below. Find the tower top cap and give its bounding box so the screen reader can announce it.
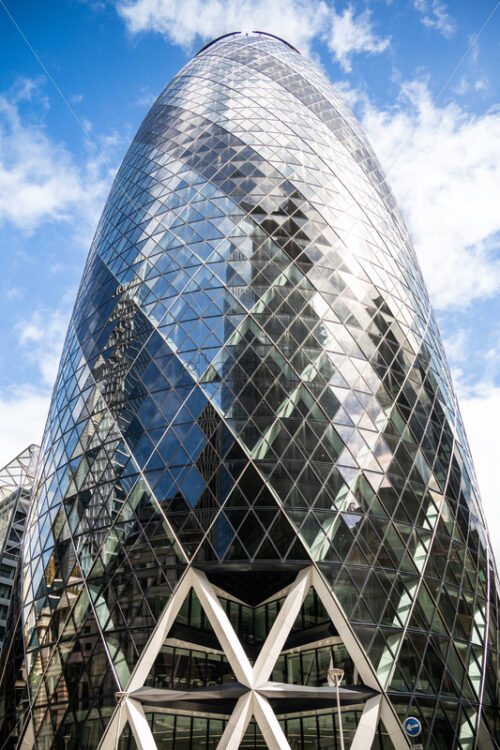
[196,31,301,57]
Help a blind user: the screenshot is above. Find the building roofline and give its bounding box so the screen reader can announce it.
[195,31,301,57]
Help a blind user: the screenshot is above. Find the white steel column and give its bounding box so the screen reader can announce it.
[217,692,254,750]
[98,569,193,750]
[311,567,410,749]
[380,697,411,750]
[252,692,291,750]
[311,567,379,691]
[125,698,157,750]
[127,570,193,692]
[350,694,382,750]
[98,702,128,750]
[191,569,254,686]
[253,567,312,685]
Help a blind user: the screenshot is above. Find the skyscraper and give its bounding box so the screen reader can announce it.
[5,30,499,749]
[0,445,39,746]
[0,446,38,648]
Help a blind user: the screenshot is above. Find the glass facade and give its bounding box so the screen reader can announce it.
[1,31,498,750]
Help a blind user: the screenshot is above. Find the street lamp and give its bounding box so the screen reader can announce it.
[328,667,345,750]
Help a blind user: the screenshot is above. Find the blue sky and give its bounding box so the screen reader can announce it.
[1,0,499,557]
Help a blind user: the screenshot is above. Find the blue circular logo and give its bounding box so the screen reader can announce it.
[404,717,422,737]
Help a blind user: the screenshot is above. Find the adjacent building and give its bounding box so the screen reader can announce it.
[0,445,39,746]
[1,31,499,750]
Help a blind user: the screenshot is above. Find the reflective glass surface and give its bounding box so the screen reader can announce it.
[3,31,498,750]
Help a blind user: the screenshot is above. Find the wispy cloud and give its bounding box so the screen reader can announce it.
[16,308,69,387]
[325,6,389,72]
[0,79,114,235]
[357,79,500,309]
[414,0,456,38]
[443,327,469,365]
[0,306,70,469]
[117,0,324,52]
[115,0,390,70]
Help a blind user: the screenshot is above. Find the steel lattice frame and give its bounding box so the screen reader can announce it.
[98,566,406,749]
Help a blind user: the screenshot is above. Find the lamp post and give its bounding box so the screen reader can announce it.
[328,667,345,750]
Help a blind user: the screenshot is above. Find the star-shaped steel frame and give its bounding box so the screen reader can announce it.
[97,566,410,749]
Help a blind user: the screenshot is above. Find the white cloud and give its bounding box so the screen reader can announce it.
[460,383,500,567]
[452,76,468,96]
[0,82,112,235]
[414,0,456,37]
[136,87,158,108]
[4,286,23,301]
[117,0,325,52]
[452,77,487,97]
[359,79,500,309]
[0,386,49,471]
[0,307,69,470]
[49,262,65,275]
[325,6,389,72]
[116,0,389,69]
[443,327,469,364]
[16,308,69,387]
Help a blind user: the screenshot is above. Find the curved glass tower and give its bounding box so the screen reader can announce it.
[8,31,499,750]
